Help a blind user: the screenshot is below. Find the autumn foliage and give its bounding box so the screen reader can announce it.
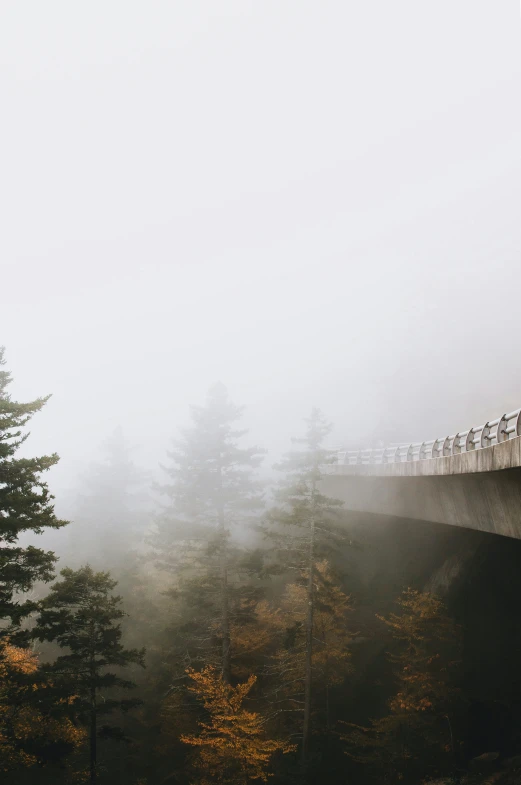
[0,640,85,774]
[343,589,463,784]
[181,665,294,784]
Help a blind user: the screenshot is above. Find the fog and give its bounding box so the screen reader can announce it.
[2,1,521,496]
[3,7,521,783]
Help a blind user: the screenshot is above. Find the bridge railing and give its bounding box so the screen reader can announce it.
[336,408,521,466]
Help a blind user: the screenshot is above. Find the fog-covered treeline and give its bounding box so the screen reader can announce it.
[2,3,521,784]
[3,347,521,785]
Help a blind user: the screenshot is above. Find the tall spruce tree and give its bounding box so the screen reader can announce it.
[267,408,344,769]
[32,566,146,785]
[0,346,67,638]
[343,590,463,784]
[255,560,353,744]
[151,383,265,683]
[68,426,149,571]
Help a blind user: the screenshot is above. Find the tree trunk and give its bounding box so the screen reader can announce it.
[89,634,97,785]
[302,512,315,768]
[90,682,97,784]
[221,559,231,684]
[218,465,231,684]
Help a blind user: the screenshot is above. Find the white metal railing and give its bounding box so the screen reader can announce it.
[336,408,521,466]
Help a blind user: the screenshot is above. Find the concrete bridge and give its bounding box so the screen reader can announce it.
[321,408,521,539]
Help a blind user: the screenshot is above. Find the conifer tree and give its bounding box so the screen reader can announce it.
[0,638,85,777]
[180,665,294,784]
[0,347,67,638]
[69,426,149,570]
[343,589,463,784]
[266,409,344,768]
[261,560,353,738]
[32,566,146,784]
[151,383,265,683]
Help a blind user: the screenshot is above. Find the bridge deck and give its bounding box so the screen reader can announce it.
[321,437,521,539]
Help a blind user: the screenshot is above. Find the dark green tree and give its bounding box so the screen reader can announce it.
[266,408,344,770]
[150,383,265,684]
[32,566,146,784]
[0,346,67,639]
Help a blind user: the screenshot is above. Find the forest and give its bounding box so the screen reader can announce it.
[2,344,521,785]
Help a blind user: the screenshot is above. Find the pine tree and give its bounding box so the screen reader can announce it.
[266,408,344,768]
[0,346,67,639]
[263,561,352,736]
[343,589,463,784]
[32,566,146,784]
[180,665,294,784]
[150,383,265,683]
[0,638,85,777]
[232,557,353,774]
[68,426,149,570]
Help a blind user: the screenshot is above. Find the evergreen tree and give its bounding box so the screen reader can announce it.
[180,665,294,784]
[68,426,149,570]
[343,589,463,784]
[228,557,353,783]
[32,566,146,784]
[0,346,67,638]
[259,560,353,741]
[0,638,85,779]
[150,383,265,683]
[266,408,344,769]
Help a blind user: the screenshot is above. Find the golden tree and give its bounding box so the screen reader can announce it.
[181,665,294,784]
[0,640,85,775]
[343,589,462,784]
[235,560,352,740]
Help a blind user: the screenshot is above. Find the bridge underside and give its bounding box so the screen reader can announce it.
[321,436,521,539]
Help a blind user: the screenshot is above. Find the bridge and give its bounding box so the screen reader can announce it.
[321,408,521,540]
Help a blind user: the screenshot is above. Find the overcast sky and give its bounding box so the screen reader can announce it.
[1,1,521,494]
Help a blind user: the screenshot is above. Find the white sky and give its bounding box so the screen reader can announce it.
[1,1,521,493]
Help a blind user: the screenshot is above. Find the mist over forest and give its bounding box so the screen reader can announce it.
[2,3,521,784]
